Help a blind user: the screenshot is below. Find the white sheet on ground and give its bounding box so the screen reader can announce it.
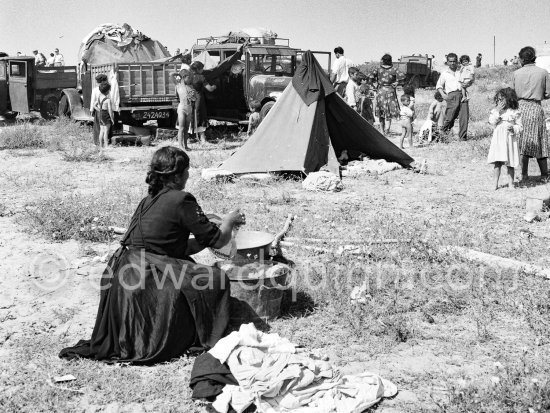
[209,323,398,413]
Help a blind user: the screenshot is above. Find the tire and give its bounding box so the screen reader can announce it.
[58,94,70,117]
[259,101,275,120]
[40,96,59,120]
[410,75,422,90]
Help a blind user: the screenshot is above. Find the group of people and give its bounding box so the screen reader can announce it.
[488,46,550,189]
[503,56,521,66]
[330,47,474,149]
[32,48,64,66]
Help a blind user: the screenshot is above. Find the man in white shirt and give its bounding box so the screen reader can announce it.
[436,53,471,140]
[53,48,65,66]
[330,46,353,97]
[33,50,46,66]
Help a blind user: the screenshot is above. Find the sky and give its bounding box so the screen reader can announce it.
[2,0,550,68]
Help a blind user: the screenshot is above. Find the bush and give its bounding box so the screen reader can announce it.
[20,186,142,242]
[0,122,45,149]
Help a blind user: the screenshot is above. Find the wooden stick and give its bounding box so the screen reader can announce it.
[271,214,295,250]
[440,246,550,280]
[284,236,411,244]
[280,241,370,255]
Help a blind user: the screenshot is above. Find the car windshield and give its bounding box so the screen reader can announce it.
[248,54,294,76]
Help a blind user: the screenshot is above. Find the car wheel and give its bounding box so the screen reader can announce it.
[259,101,275,120]
[40,96,59,120]
[58,95,71,117]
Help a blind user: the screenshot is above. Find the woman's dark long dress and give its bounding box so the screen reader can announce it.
[59,188,230,365]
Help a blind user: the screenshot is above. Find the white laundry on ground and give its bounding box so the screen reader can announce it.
[209,323,398,413]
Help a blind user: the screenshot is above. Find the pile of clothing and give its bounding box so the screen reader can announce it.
[190,323,397,412]
[302,171,343,192]
[342,159,402,177]
[81,23,149,50]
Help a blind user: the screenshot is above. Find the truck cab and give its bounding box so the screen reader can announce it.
[192,37,331,123]
[0,56,77,119]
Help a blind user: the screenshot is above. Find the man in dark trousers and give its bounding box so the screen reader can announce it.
[475,53,482,68]
[436,53,472,141]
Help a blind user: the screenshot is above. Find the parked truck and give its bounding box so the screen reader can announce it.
[59,61,180,127]
[191,34,331,123]
[0,56,77,119]
[396,54,439,89]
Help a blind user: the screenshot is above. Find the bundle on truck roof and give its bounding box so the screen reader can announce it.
[78,23,170,68]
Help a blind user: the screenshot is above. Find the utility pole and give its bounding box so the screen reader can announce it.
[493,35,497,66]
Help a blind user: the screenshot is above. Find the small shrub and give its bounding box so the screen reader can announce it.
[0,122,45,149]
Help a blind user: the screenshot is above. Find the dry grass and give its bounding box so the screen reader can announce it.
[2,67,550,412]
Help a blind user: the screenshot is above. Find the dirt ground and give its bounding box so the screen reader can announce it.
[1,110,550,412]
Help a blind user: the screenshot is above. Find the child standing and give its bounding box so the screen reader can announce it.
[399,94,415,148]
[487,87,522,189]
[247,101,261,137]
[356,73,375,124]
[459,55,475,102]
[402,84,416,111]
[97,82,114,150]
[419,91,446,143]
[345,67,360,108]
[169,69,195,150]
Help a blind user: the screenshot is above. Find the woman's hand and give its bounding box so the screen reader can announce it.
[224,209,246,228]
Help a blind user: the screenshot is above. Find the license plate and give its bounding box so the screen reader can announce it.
[132,110,171,120]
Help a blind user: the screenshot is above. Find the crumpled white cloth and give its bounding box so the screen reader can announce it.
[209,323,398,413]
[342,159,402,177]
[108,68,120,111]
[302,171,343,192]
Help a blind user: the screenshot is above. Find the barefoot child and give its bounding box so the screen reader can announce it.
[247,101,261,137]
[487,87,522,189]
[169,69,195,150]
[459,55,475,102]
[97,82,114,150]
[399,94,414,148]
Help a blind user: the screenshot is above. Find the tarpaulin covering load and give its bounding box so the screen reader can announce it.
[220,51,414,175]
[78,23,170,66]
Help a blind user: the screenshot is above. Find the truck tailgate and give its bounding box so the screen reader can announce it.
[91,63,178,103]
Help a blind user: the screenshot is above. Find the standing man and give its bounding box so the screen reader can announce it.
[330,47,353,97]
[475,53,482,68]
[436,53,472,141]
[53,48,65,66]
[33,50,46,66]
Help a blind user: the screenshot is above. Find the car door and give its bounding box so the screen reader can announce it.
[0,60,8,113]
[8,60,31,113]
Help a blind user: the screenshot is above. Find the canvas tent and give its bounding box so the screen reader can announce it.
[220,51,414,175]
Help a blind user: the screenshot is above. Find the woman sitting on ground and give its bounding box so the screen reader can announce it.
[60,146,246,365]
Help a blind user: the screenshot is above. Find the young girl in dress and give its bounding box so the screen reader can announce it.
[487,87,522,189]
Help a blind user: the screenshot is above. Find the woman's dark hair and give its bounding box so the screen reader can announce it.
[519,46,536,64]
[381,54,392,66]
[403,84,415,97]
[493,87,519,110]
[99,82,111,94]
[95,74,108,83]
[190,61,204,72]
[146,146,190,196]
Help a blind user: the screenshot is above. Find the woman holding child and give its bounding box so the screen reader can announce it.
[369,54,406,135]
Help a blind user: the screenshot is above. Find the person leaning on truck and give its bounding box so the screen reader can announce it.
[330,47,353,97]
[33,50,46,66]
[90,74,109,146]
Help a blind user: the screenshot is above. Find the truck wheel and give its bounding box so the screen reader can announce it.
[58,95,71,117]
[410,75,422,90]
[40,96,59,120]
[259,101,275,120]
